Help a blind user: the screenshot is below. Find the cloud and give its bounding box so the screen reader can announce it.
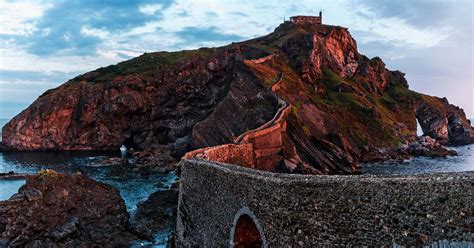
[229,11,248,17]
[175,26,245,44]
[355,0,455,28]
[0,0,50,35]
[139,3,163,15]
[6,0,175,56]
[0,69,79,84]
[116,52,134,60]
[0,0,472,118]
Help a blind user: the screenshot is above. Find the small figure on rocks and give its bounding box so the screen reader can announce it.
[120,144,127,158]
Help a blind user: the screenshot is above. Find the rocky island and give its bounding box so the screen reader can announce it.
[2,15,473,174]
[1,14,473,247]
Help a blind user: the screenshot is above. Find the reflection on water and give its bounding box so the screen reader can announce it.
[363,144,474,175]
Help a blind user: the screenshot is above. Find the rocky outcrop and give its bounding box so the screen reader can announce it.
[0,170,135,247]
[416,95,474,145]
[2,19,472,174]
[1,47,276,154]
[132,185,179,240]
[0,172,28,180]
[191,66,279,149]
[362,136,458,162]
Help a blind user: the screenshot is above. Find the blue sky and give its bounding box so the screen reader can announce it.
[0,0,472,119]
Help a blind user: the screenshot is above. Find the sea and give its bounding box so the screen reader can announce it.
[0,118,473,246]
[363,119,474,175]
[0,118,174,247]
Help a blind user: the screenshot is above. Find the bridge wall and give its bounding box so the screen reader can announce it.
[184,99,290,171]
[176,159,473,247]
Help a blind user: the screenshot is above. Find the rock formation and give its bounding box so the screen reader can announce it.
[0,170,135,247]
[132,184,179,240]
[362,136,458,162]
[2,20,473,174]
[416,95,474,145]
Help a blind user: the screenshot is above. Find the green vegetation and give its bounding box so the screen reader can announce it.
[320,68,345,90]
[77,48,218,83]
[38,169,59,180]
[300,67,419,147]
[386,84,421,99]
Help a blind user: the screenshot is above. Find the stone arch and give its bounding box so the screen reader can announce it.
[229,207,267,248]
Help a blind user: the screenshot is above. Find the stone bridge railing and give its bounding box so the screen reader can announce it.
[184,72,290,171]
[176,159,473,247]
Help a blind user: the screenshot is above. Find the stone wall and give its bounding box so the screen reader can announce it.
[176,159,473,247]
[290,16,322,25]
[184,96,290,172]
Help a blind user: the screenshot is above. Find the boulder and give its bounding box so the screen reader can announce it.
[0,170,135,247]
[132,184,179,240]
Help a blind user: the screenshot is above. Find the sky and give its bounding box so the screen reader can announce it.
[0,0,473,119]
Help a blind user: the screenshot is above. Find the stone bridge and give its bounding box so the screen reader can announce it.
[176,159,473,247]
[184,72,291,172]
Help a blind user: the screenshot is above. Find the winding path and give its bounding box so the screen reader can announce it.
[234,72,289,144]
[184,70,291,171]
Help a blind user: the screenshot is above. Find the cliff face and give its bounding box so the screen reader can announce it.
[416,95,474,145]
[2,47,278,154]
[2,21,473,174]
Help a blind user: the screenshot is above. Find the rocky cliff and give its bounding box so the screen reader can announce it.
[2,21,473,174]
[416,95,474,145]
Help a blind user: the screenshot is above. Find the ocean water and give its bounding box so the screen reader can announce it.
[0,118,174,246]
[363,144,474,175]
[0,150,176,209]
[0,119,175,210]
[363,119,474,175]
[0,118,472,247]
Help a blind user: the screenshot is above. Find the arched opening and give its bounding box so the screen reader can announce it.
[233,214,263,248]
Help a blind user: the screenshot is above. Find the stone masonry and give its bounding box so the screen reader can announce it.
[176,159,473,247]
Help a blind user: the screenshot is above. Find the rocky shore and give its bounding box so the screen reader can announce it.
[132,182,179,241]
[362,136,458,163]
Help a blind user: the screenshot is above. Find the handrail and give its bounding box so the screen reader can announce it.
[234,72,289,144]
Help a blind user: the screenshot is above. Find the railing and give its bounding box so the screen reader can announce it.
[234,72,289,144]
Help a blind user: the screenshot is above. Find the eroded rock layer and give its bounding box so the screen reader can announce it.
[2,21,473,174]
[416,95,474,145]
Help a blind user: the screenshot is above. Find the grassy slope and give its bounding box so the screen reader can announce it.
[244,24,422,149]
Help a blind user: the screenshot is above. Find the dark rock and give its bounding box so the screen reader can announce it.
[0,172,29,180]
[130,147,177,172]
[132,187,179,240]
[0,170,135,247]
[91,157,124,167]
[362,136,458,162]
[416,95,474,145]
